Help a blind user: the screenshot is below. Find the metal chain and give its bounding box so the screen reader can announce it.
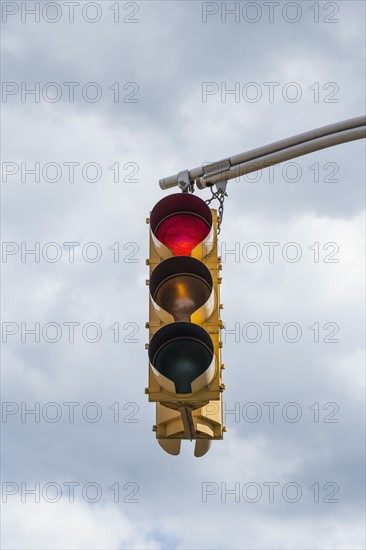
[205,185,228,234]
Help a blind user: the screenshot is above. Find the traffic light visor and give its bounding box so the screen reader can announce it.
[150,194,213,259]
[149,256,215,323]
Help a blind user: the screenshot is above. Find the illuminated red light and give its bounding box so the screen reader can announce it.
[156,214,210,256]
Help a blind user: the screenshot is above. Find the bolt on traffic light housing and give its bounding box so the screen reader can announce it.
[146,193,225,457]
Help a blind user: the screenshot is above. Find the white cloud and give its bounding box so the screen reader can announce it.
[1,498,161,550]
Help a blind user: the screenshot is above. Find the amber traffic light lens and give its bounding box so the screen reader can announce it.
[154,274,211,322]
[156,214,210,256]
[154,338,212,394]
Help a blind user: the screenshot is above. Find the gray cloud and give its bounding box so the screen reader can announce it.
[2,1,365,549]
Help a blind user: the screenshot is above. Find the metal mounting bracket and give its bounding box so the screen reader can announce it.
[198,160,231,189]
[177,170,192,193]
[215,180,227,194]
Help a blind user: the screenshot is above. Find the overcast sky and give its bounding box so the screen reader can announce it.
[1,1,365,549]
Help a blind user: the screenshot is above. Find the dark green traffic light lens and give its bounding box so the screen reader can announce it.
[154,338,212,394]
[149,322,215,395]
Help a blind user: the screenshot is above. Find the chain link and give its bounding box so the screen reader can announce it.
[205,185,228,234]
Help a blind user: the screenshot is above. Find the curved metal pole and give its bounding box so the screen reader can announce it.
[159,116,366,190]
[198,126,366,187]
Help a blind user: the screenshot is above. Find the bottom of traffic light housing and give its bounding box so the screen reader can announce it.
[154,402,225,457]
[158,438,212,458]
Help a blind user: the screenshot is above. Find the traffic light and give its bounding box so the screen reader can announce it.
[146,193,225,457]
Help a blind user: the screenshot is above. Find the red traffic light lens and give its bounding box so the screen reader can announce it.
[156,214,210,256]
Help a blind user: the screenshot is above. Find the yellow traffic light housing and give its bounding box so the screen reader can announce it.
[146,193,225,457]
